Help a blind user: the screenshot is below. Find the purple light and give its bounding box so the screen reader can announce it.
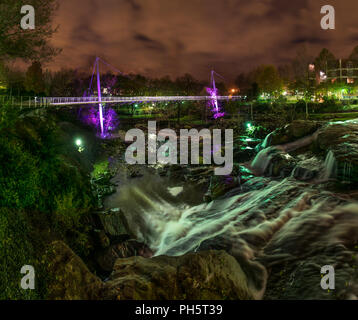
[79,106,119,138]
[206,87,225,119]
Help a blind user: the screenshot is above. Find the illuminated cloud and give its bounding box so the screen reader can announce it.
[47,0,358,80]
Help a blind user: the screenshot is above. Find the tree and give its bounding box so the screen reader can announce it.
[0,0,60,61]
[291,46,313,83]
[278,64,293,86]
[0,62,8,90]
[253,65,283,97]
[175,74,202,95]
[25,61,45,94]
[314,48,335,74]
[349,45,358,61]
[235,73,251,94]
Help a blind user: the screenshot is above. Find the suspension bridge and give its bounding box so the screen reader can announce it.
[5,57,243,136]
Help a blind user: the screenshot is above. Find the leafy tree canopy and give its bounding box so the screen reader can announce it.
[0,0,60,61]
[314,48,335,73]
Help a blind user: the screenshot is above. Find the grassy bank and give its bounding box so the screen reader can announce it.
[0,104,99,299]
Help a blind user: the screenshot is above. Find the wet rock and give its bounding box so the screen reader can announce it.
[96,240,153,273]
[46,241,103,300]
[291,155,321,181]
[127,166,143,178]
[206,166,240,200]
[292,166,317,181]
[96,208,132,238]
[266,120,321,147]
[205,165,255,201]
[97,230,110,249]
[233,137,261,163]
[206,175,238,200]
[234,146,257,163]
[252,147,297,177]
[167,164,189,179]
[103,250,254,300]
[317,122,358,184]
[262,203,358,300]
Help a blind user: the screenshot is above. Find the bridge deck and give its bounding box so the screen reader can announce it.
[46,95,243,106]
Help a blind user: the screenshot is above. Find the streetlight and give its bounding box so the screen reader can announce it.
[75,138,84,153]
[75,139,82,147]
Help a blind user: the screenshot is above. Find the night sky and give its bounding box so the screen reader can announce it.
[47,0,358,81]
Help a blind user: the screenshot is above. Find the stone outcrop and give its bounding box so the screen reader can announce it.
[46,241,103,300]
[95,208,132,238]
[103,250,254,300]
[96,240,153,273]
[316,121,358,184]
[266,120,321,147]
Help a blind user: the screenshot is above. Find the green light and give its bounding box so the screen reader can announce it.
[75,139,82,147]
[246,123,252,129]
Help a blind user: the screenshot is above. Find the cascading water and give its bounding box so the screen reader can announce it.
[322,150,337,180]
[251,146,281,175]
[107,121,358,299]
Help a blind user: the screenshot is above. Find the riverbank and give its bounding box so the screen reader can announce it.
[2,105,358,300]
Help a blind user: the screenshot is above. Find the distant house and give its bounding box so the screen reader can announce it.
[310,59,358,84]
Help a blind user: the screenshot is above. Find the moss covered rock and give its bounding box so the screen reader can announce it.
[46,241,103,300]
[269,120,321,147]
[316,121,358,184]
[103,250,253,300]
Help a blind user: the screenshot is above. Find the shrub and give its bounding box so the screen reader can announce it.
[0,208,39,300]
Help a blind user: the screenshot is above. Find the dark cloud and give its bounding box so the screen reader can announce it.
[126,0,142,11]
[291,37,328,45]
[45,0,358,81]
[134,34,166,51]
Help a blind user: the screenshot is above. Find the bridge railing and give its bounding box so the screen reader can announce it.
[45,95,243,105]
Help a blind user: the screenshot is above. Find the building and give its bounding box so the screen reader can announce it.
[326,59,358,84]
[308,59,358,84]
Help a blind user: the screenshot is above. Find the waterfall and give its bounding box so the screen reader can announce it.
[252,129,321,176]
[343,162,353,182]
[251,146,280,175]
[323,150,337,180]
[261,132,273,149]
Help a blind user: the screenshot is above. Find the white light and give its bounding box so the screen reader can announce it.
[75,139,82,146]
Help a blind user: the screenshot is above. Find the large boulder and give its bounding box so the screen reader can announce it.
[266,120,321,147]
[316,121,358,184]
[103,250,254,300]
[233,137,258,163]
[95,208,132,238]
[204,164,252,200]
[96,240,153,273]
[251,147,297,177]
[46,241,103,300]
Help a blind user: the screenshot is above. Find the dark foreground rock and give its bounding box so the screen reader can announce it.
[316,121,358,184]
[46,241,103,300]
[95,208,132,238]
[267,120,321,147]
[96,240,154,273]
[103,250,253,300]
[45,241,253,300]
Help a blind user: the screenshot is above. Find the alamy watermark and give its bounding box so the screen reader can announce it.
[321,5,335,30]
[320,265,335,290]
[125,121,233,176]
[20,5,35,30]
[20,265,35,290]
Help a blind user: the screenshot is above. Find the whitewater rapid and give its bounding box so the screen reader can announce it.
[106,125,358,299]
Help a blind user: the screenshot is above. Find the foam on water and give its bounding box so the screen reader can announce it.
[108,123,358,299]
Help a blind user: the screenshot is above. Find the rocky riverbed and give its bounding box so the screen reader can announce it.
[46,119,358,300]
